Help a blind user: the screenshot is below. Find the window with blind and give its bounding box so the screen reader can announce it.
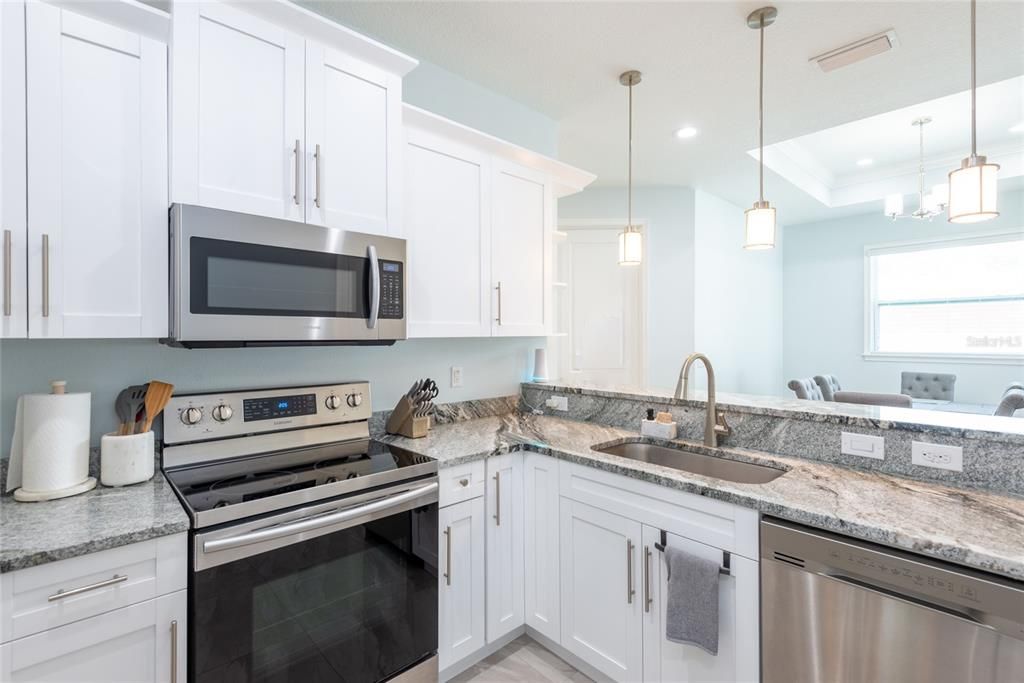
[866,234,1024,357]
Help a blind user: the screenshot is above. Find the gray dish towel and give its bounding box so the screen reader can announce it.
[664,546,720,656]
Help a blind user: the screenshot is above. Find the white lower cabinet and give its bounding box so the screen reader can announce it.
[0,590,186,683]
[559,498,644,681]
[438,496,486,670]
[485,453,524,643]
[523,452,560,642]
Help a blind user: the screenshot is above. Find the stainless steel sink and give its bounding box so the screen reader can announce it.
[595,442,785,484]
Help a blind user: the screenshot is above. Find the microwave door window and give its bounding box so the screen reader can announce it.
[191,238,369,318]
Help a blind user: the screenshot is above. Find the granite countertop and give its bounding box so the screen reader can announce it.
[381,413,1024,580]
[0,472,189,573]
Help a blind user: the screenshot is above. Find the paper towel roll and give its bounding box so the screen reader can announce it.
[7,386,92,498]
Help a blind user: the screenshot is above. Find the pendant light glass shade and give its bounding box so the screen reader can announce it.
[619,229,643,264]
[948,156,1000,223]
[947,0,999,223]
[743,201,776,250]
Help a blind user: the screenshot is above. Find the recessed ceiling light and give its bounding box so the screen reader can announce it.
[1010,122,1024,134]
[856,158,874,167]
[675,126,698,140]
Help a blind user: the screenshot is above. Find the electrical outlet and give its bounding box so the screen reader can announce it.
[912,441,963,472]
[450,366,463,388]
[841,432,884,460]
[545,396,568,411]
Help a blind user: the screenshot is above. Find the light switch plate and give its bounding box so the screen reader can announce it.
[912,441,963,472]
[450,366,463,388]
[841,432,884,460]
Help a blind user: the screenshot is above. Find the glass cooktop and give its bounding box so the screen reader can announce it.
[165,439,436,527]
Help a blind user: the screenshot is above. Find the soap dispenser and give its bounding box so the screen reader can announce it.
[641,408,677,440]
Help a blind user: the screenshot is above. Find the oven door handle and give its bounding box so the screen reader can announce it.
[367,244,380,329]
[202,482,438,555]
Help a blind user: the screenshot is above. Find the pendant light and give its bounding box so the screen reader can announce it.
[618,70,643,266]
[947,0,999,223]
[744,7,778,250]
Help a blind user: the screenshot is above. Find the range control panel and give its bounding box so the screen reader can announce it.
[163,382,371,445]
[379,260,404,319]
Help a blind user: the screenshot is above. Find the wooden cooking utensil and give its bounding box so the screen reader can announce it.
[140,381,174,433]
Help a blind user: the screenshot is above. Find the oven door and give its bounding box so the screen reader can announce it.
[169,204,406,345]
[191,479,438,683]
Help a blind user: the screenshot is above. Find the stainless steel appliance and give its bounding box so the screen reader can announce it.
[167,204,406,347]
[761,518,1024,683]
[163,382,438,683]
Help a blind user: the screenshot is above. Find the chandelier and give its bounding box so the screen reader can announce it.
[884,117,948,221]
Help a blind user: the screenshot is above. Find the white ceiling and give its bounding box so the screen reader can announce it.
[302,1,1024,226]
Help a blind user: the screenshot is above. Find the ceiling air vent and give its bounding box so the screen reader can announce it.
[810,30,898,72]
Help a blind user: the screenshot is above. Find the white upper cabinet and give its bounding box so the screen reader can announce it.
[306,44,401,235]
[26,1,168,338]
[0,0,26,339]
[491,160,552,337]
[172,0,413,235]
[404,128,492,337]
[171,2,304,221]
[403,105,595,339]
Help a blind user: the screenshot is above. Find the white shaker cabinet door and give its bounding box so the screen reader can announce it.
[0,589,186,683]
[438,497,486,671]
[523,452,560,643]
[560,498,643,681]
[26,1,167,338]
[0,0,26,338]
[485,453,524,643]
[306,43,400,237]
[641,527,759,683]
[403,130,492,337]
[491,160,551,337]
[171,2,304,222]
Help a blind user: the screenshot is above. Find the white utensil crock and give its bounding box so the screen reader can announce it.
[100,431,155,487]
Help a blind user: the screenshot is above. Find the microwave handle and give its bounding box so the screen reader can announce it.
[367,245,380,329]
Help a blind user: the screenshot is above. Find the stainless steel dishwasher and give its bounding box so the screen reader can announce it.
[761,518,1024,683]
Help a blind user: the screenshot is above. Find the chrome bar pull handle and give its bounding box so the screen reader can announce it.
[170,620,178,683]
[443,526,452,586]
[313,143,321,208]
[48,574,127,601]
[644,546,653,613]
[3,229,10,317]
[41,234,49,317]
[493,472,501,526]
[627,539,635,604]
[293,139,300,205]
[366,245,380,329]
[495,282,503,325]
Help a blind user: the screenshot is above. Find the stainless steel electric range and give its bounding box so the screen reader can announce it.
[162,382,439,683]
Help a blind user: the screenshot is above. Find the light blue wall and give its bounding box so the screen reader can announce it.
[783,188,1024,405]
[558,186,696,391]
[0,52,559,456]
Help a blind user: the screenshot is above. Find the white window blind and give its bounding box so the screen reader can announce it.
[867,234,1024,356]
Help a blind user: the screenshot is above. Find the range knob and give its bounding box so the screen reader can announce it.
[212,404,234,422]
[180,406,203,426]
[346,393,363,408]
[325,394,342,410]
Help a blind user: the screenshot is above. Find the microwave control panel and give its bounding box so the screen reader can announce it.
[379,261,404,319]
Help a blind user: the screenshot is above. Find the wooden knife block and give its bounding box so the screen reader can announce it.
[386,396,431,438]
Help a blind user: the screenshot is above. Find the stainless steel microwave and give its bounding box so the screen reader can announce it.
[166,204,406,347]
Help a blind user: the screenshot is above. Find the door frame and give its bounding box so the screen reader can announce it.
[557,218,648,387]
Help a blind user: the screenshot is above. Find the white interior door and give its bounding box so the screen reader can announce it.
[306,43,399,236]
[0,0,26,338]
[171,2,304,221]
[562,227,643,386]
[26,2,167,338]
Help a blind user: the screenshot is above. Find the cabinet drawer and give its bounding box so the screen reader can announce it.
[0,533,186,643]
[439,460,485,507]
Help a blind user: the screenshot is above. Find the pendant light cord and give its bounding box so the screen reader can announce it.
[970,0,977,157]
[627,81,633,231]
[918,121,925,206]
[758,14,765,203]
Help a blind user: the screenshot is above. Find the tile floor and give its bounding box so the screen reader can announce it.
[450,636,593,683]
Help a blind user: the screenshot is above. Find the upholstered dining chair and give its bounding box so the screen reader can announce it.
[787,378,823,400]
[900,372,956,401]
[813,375,842,401]
[834,391,913,408]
